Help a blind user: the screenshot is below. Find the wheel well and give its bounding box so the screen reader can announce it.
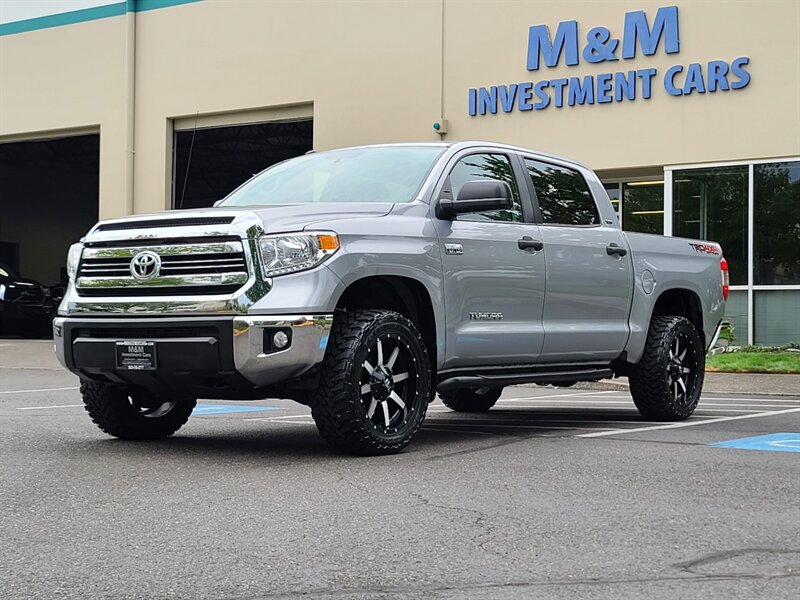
[335,276,437,359]
[651,288,705,347]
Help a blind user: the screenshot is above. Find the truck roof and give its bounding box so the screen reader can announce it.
[319,141,590,171]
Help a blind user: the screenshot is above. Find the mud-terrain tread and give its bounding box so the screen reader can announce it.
[439,387,502,412]
[81,381,196,440]
[629,315,704,421]
[311,309,431,456]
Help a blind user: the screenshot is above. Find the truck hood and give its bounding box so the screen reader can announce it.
[241,202,394,233]
[93,203,393,237]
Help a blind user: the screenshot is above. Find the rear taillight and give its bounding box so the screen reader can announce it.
[720,258,730,300]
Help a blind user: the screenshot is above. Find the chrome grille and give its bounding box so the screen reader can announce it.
[76,238,250,297]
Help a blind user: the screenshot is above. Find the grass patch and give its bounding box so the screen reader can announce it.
[706,351,800,374]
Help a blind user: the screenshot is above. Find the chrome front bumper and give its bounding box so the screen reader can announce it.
[232,315,333,386]
[53,314,334,389]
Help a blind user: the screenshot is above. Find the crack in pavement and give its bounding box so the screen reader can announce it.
[406,490,532,569]
[424,431,568,461]
[217,569,800,599]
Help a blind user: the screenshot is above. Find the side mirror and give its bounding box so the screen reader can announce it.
[437,180,513,219]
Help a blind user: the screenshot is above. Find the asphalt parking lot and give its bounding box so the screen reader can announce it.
[1,341,799,599]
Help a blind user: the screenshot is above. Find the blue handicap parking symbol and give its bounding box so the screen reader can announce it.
[709,433,800,453]
[192,404,280,416]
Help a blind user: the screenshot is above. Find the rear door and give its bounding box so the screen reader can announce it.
[521,157,633,363]
[432,150,546,370]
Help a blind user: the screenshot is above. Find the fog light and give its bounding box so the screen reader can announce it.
[273,331,289,349]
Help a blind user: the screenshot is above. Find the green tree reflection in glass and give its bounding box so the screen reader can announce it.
[754,162,800,285]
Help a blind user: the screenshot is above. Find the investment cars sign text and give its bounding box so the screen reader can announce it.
[468,6,751,115]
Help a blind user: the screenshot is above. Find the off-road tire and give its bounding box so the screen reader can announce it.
[311,309,432,455]
[81,381,196,440]
[439,387,503,412]
[629,316,705,421]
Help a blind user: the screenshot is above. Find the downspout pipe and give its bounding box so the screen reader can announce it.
[124,0,136,216]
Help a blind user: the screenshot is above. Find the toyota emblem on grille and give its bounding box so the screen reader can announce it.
[130,251,161,279]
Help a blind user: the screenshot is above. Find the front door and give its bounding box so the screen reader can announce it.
[433,151,546,370]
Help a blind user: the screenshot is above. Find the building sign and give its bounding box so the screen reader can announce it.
[468,5,751,116]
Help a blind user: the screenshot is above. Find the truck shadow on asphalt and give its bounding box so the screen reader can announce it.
[69,407,649,462]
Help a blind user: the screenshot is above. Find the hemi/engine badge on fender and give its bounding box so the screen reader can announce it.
[470,312,503,320]
[444,243,464,255]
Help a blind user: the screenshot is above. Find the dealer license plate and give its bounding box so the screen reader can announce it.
[115,340,157,370]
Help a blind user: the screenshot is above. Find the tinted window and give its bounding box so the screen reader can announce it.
[447,153,522,223]
[525,159,599,225]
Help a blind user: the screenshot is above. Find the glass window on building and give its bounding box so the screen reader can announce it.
[755,290,800,345]
[603,183,621,223]
[673,166,748,285]
[754,161,800,285]
[622,181,664,235]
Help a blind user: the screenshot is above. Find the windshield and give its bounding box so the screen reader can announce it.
[220,146,445,206]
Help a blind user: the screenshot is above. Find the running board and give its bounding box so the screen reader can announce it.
[437,368,613,392]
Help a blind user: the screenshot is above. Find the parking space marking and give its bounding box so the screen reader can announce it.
[192,404,279,415]
[423,427,493,435]
[2,386,79,395]
[709,433,800,453]
[496,390,620,402]
[494,404,764,414]
[17,404,83,410]
[577,406,800,438]
[244,414,313,424]
[424,420,616,431]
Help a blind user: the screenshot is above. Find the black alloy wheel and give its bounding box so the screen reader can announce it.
[666,332,696,407]
[360,333,419,433]
[312,309,432,455]
[630,315,704,421]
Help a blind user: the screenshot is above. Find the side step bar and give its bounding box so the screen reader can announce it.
[437,368,613,392]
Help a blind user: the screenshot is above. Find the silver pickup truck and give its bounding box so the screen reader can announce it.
[54,142,728,455]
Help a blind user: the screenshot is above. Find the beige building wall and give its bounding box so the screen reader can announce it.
[1,0,799,218]
[132,0,443,214]
[444,0,800,169]
[0,13,134,219]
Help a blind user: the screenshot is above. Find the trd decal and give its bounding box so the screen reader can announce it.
[689,243,719,255]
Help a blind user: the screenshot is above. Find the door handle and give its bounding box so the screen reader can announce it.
[606,243,627,257]
[518,236,544,251]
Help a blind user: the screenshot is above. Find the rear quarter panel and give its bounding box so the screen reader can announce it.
[623,232,726,363]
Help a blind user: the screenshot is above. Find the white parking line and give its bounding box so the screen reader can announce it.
[491,403,764,414]
[244,414,312,423]
[424,420,615,431]
[701,397,800,403]
[423,427,493,435]
[1,386,79,395]
[17,404,83,410]
[498,398,799,412]
[499,390,619,402]
[574,394,800,404]
[577,407,800,438]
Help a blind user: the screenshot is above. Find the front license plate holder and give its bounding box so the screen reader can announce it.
[115,340,157,370]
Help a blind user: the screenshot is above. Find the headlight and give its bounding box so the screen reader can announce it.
[257,232,339,278]
[66,243,83,280]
